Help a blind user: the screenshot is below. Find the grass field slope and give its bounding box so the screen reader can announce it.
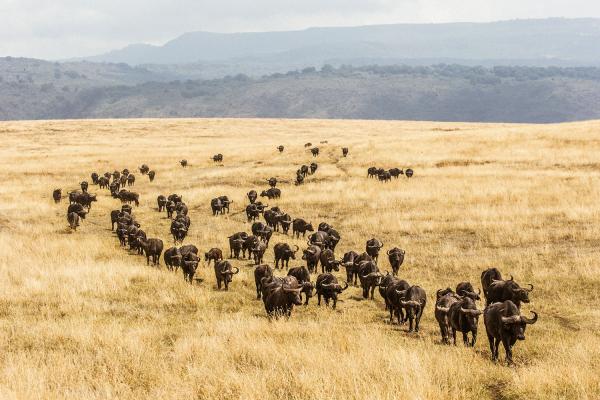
[0,118,599,400]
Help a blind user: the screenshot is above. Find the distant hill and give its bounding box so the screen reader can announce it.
[2,62,600,123]
[79,18,600,68]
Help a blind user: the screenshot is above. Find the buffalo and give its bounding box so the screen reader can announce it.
[139,164,149,174]
[310,147,319,157]
[157,195,167,212]
[212,154,223,163]
[91,172,99,184]
[484,300,538,364]
[315,273,348,309]
[267,177,277,188]
[228,232,248,258]
[273,243,299,269]
[309,162,318,174]
[342,250,360,285]
[357,260,383,299]
[287,266,314,305]
[164,247,183,271]
[389,168,403,178]
[319,248,341,273]
[456,281,481,300]
[292,219,314,238]
[127,174,135,186]
[67,212,79,230]
[387,247,405,276]
[52,189,62,203]
[214,260,239,290]
[260,188,281,199]
[180,159,188,168]
[366,238,384,262]
[384,278,411,324]
[435,288,461,344]
[405,168,414,178]
[148,170,155,181]
[204,248,223,267]
[181,252,200,283]
[247,190,257,204]
[254,264,273,299]
[448,296,482,347]
[398,285,427,332]
[342,147,348,157]
[137,238,164,266]
[277,145,284,153]
[80,181,88,192]
[261,276,304,318]
[211,198,224,215]
[302,245,321,273]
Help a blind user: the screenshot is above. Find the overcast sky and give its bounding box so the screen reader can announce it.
[1,0,598,60]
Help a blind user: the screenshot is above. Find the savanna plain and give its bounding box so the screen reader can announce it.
[0,118,599,400]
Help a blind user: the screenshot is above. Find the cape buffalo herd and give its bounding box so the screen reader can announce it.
[52,141,537,365]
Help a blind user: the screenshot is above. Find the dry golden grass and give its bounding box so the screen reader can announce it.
[1,118,600,400]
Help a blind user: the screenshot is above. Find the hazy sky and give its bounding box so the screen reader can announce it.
[1,0,598,59]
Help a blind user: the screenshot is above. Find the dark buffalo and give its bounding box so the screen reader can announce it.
[434,288,461,344]
[456,281,481,300]
[309,162,318,174]
[254,264,273,299]
[304,142,312,147]
[247,190,257,204]
[212,154,223,163]
[310,147,319,157]
[67,212,79,230]
[118,190,139,207]
[246,204,261,222]
[71,192,98,210]
[358,260,383,299]
[319,248,341,273]
[267,177,277,188]
[387,247,405,276]
[448,297,483,347]
[91,172,99,184]
[180,244,199,258]
[287,266,314,305]
[180,159,188,168]
[366,238,384,262]
[292,219,314,238]
[181,252,200,283]
[80,181,88,192]
[164,247,183,271]
[261,276,303,318]
[228,232,248,258]
[214,260,239,290]
[139,164,149,174]
[300,165,309,177]
[148,170,155,181]
[405,168,414,178]
[260,188,281,199]
[278,213,292,234]
[277,145,284,153]
[378,171,391,182]
[389,168,403,178]
[273,243,299,269]
[120,175,127,187]
[67,203,87,219]
[211,198,224,215]
[484,300,538,364]
[385,279,411,324]
[127,174,135,186]
[157,195,167,212]
[486,278,533,309]
[218,196,232,213]
[399,285,427,332]
[251,239,268,265]
[367,167,378,178]
[295,173,304,185]
[137,238,164,266]
[98,177,109,189]
[342,147,348,157]
[342,250,360,285]
[166,201,176,219]
[204,248,223,267]
[52,189,62,203]
[315,273,348,309]
[302,245,321,273]
[481,268,503,301]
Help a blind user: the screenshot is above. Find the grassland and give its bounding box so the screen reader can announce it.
[0,118,599,400]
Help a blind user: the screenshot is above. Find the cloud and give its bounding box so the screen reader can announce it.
[0,0,599,59]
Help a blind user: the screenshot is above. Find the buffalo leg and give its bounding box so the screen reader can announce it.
[502,338,513,365]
